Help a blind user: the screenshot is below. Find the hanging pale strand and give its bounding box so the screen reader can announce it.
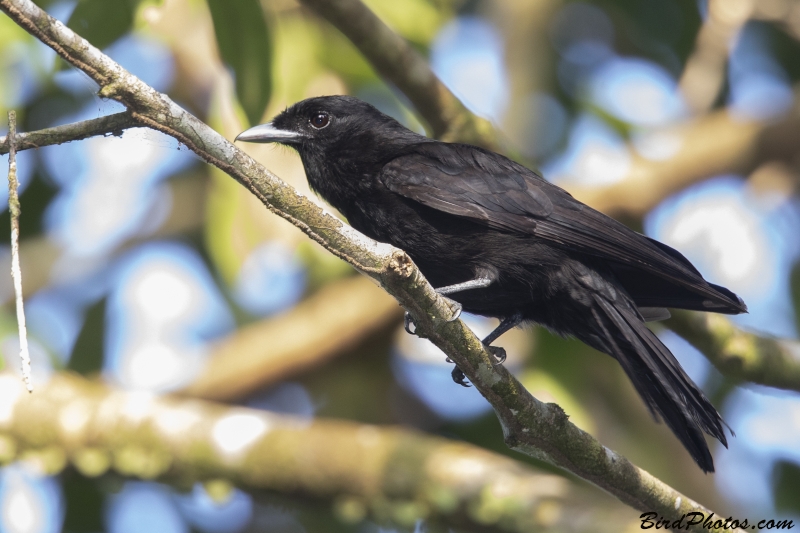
[6,111,32,392]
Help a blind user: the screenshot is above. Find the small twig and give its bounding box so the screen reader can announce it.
[666,310,800,393]
[6,111,32,393]
[0,111,141,155]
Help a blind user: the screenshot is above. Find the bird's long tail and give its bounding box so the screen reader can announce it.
[585,293,728,472]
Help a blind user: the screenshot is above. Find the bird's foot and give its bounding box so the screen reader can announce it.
[451,365,471,387]
[404,311,417,335]
[485,344,507,366]
[404,296,461,336]
[438,295,462,322]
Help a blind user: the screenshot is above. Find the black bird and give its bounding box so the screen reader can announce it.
[236,95,746,472]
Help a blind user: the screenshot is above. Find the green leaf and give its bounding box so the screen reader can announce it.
[66,0,140,51]
[773,460,800,516]
[207,0,272,126]
[68,298,106,376]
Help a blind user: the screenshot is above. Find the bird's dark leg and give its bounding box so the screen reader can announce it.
[402,276,494,387]
[403,312,416,335]
[435,277,493,295]
[451,366,470,387]
[481,312,523,365]
[445,314,523,386]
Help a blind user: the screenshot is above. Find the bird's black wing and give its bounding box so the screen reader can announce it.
[379,143,745,314]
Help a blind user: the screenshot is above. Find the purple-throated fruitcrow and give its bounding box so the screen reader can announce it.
[236,95,747,472]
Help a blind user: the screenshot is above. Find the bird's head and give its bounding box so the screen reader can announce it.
[235,95,421,158]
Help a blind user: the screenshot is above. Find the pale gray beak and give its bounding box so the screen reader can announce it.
[235,123,305,144]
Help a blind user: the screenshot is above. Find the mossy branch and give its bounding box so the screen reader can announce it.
[666,310,800,393]
[0,372,638,533]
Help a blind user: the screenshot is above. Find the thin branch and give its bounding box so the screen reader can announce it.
[182,275,402,401]
[5,111,32,393]
[0,1,746,529]
[0,371,637,533]
[0,112,142,155]
[752,0,800,43]
[298,0,498,149]
[666,311,800,393]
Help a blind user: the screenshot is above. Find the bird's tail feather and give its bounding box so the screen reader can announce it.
[588,294,728,473]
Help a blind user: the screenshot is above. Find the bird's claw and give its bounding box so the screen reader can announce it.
[443,297,462,322]
[404,311,417,335]
[405,297,460,336]
[451,366,471,387]
[485,345,507,365]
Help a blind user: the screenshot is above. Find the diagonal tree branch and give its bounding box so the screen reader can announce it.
[0,111,141,155]
[0,371,637,533]
[666,311,800,393]
[298,0,498,150]
[0,1,745,529]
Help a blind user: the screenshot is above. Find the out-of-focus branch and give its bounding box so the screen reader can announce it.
[0,372,635,533]
[566,103,800,216]
[182,275,402,401]
[666,311,800,393]
[0,112,142,155]
[298,0,498,149]
[678,0,753,114]
[0,1,745,527]
[751,0,800,47]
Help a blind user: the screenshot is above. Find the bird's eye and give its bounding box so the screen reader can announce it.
[310,113,330,129]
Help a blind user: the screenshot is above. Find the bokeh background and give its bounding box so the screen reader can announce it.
[1,0,800,531]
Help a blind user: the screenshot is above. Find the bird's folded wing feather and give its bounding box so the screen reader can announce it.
[379,144,743,312]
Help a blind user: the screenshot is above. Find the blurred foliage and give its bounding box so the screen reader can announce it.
[363,0,445,46]
[207,0,272,126]
[66,0,142,51]
[597,0,701,65]
[62,471,105,533]
[0,167,56,240]
[773,460,800,516]
[791,259,800,335]
[68,298,105,376]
